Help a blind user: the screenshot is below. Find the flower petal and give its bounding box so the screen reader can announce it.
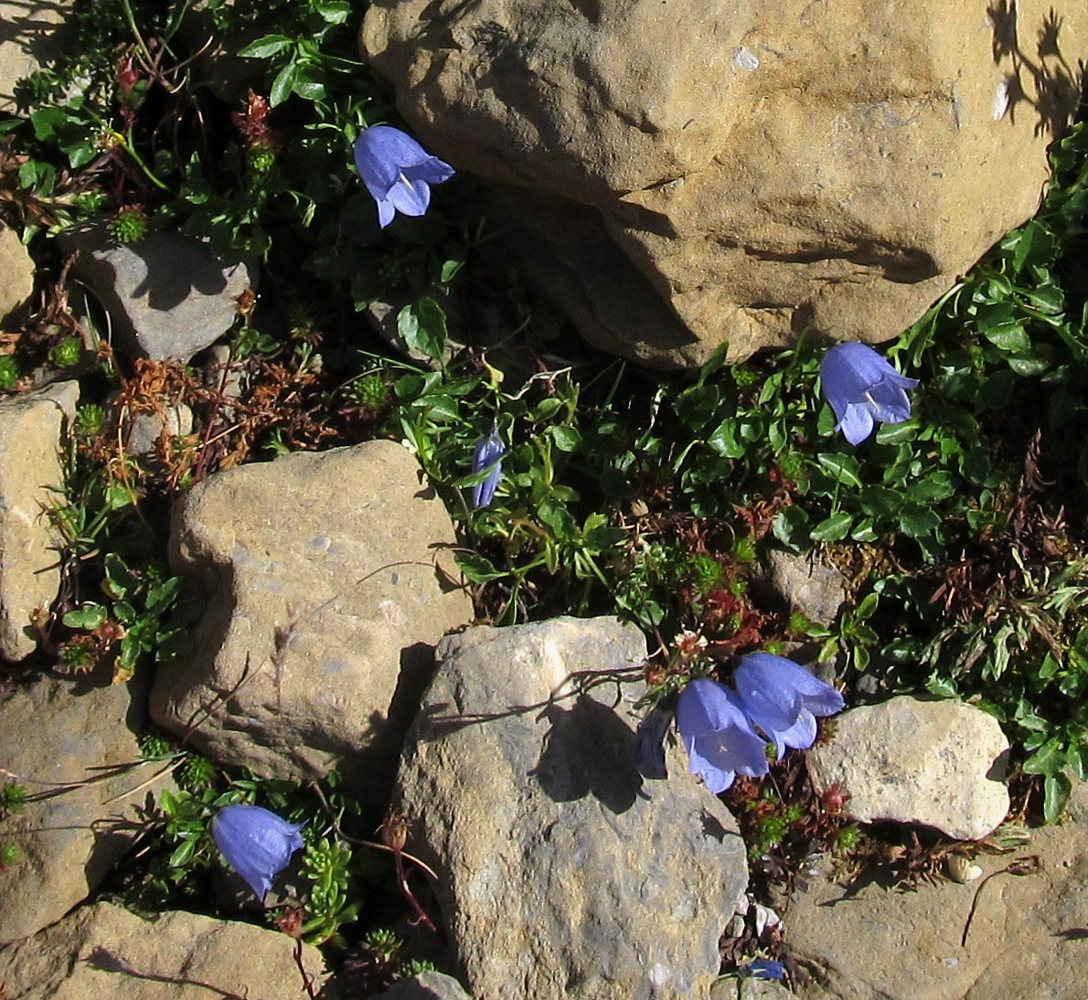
[837,402,876,445]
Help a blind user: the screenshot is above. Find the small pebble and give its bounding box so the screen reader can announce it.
[946,855,983,883]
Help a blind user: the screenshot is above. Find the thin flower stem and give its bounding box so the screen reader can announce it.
[106,129,173,193]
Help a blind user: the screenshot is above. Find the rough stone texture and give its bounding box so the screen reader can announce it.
[149,440,472,801]
[0,225,33,325]
[0,1,73,114]
[378,972,474,1000]
[761,549,848,626]
[396,616,749,1000]
[0,380,79,661]
[58,222,252,362]
[809,696,1010,841]
[363,1,1088,368]
[789,780,1088,1000]
[0,901,339,998]
[0,672,174,943]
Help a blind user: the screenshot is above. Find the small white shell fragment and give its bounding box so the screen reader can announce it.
[947,855,984,883]
[733,46,760,72]
[992,79,1010,121]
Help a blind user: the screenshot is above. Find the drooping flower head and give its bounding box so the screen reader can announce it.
[744,959,786,981]
[469,428,504,508]
[353,125,454,229]
[211,804,305,900]
[676,678,770,793]
[819,342,919,445]
[733,653,845,760]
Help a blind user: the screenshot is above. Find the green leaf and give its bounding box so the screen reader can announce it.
[62,604,108,630]
[980,321,1031,353]
[899,506,941,539]
[454,552,508,583]
[549,425,581,452]
[815,452,862,487]
[397,298,448,360]
[810,511,853,542]
[269,60,299,108]
[1022,737,1066,776]
[237,35,293,59]
[1043,772,1072,823]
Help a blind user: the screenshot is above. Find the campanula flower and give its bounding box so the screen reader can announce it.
[744,959,786,980]
[676,678,770,793]
[353,125,454,229]
[633,699,675,780]
[733,653,845,760]
[469,428,504,508]
[819,342,919,445]
[211,804,305,899]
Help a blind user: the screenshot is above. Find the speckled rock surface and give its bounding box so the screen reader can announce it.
[809,696,1010,840]
[149,440,472,801]
[395,616,749,1000]
[363,0,1088,367]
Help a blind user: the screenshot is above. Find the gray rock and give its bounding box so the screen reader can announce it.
[362,1,1088,367]
[0,225,33,324]
[809,696,1010,841]
[0,672,174,943]
[59,222,252,363]
[396,616,749,1000]
[788,780,1088,1000]
[0,1,73,114]
[0,901,340,997]
[761,550,848,626]
[0,380,79,661]
[149,440,472,800]
[379,971,474,999]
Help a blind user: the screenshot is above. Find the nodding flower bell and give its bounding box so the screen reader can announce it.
[353,125,454,229]
[211,804,305,900]
[733,653,845,760]
[469,428,505,508]
[820,342,919,445]
[676,678,770,794]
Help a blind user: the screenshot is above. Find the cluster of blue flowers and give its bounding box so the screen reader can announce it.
[677,653,845,793]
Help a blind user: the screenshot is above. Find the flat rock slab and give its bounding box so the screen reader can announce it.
[0,672,173,943]
[150,440,472,800]
[396,616,749,1000]
[0,1,73,114]
[0,380,79,660]
[0,901,339,998]
[364,1,1088,367]
[59,222,252,362]
[809,696,1010,841]
[788,781,1088,1000]
[0,225,33,324]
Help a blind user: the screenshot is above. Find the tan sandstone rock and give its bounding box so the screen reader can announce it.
[0,380,79,661]
[149,440,472,800]
[362,1,1088,367]
[0,1,73,115]
[0,226,33,325]
[0,901,339,998]
[788,780,1088,1000]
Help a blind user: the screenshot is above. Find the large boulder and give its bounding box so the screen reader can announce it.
[362,0,1088,367]
[395,616,749,1000]
[149,440,472,800]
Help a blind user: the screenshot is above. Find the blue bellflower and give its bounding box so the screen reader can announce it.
[470,429,504,508]
[744,959,786,981]
[353,125,455,229]
[676,678,770,793]
[211,804,305,900]
[733,653,845,760]
[820,342,919,445]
